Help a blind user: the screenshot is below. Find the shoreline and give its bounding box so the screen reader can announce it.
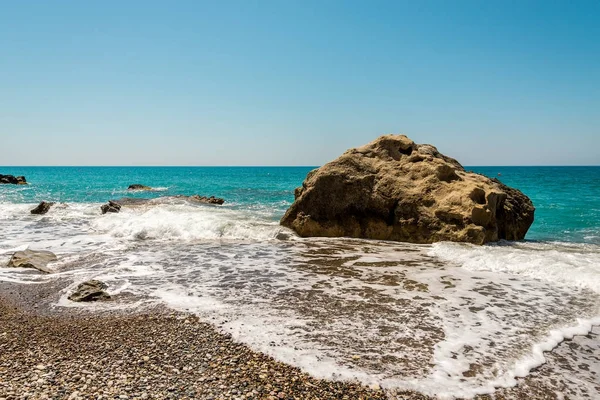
[0,282,410,400]
[1,276,598,399]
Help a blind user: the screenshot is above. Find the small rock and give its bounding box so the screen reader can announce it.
[30,201,55,215]
[0,174,27,185]
[127,184,153,191]
[186,195,225,205]
[7,250,57,273]
[68,280,111,302]
[67,392,80,400]
[100,201,121,214]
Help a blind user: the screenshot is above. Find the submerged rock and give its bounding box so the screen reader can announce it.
[275,230,294,241]
[68,280,111,302]
[0,174,27,184]
[7,250,57,273]
[101,200,122,214]
[30,201,55,215]
[281,134,535,245]
[187,195,225,205]
[128,184,153,191]
[169,195,225,205]
[109,197,150,206]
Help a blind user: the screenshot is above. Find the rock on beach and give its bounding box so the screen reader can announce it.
[281,134,535,244]
[68,280,111,302]
[6,250,57,273]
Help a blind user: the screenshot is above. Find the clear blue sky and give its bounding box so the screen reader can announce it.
[1,1,598,166]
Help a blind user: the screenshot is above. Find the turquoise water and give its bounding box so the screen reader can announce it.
[0,166,313,220]
[1,166,598,243]
[470,166,600,243]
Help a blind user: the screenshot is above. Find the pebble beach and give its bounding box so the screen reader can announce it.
[2,280,598,400]
[0,288,396,400]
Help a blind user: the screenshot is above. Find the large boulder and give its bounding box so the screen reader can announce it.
[30,201,55,215]
[0,174,27,185]
[68,280,111,302]
[281,135,535,245]
[7,250,57,273]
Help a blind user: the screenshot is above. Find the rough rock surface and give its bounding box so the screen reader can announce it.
[281,134,535,244]
[0,174,27,184]
[7,250,57,273]
[30,201,55,215]
[127,184,153,191]
[68,280,111,302]
[187,195,225,205]
[100,200,121,214]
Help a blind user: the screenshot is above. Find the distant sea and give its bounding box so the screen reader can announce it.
[0,166,599,243]
[1,166,599,398]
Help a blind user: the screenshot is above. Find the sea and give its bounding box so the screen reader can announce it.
[0,166,599,399]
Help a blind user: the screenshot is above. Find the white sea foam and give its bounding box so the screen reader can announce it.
[430,241,600,293]
[427,241,600,397]
[42,238,598,398]
[91,203,289,241]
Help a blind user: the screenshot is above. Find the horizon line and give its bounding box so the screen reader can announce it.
[2,165,600,168]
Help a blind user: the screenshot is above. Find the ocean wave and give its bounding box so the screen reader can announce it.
[91,203,292,241]
[427,239,600,397]
[430,240,600,294]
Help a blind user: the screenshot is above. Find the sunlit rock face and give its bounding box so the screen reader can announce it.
[281,134,535,244]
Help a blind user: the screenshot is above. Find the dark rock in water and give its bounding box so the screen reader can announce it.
[128,184,153,191]
[0,174,27,185]
[281,134,535,245]
[110,196,225,207]
[101,200,122,214]
[68,280,111,302]
[187,195,225,205]
[30,201,55,215]
[7,250,57,273]
[168,195,225,205]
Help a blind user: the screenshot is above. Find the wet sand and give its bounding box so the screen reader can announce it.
[1,280,597,400]
[0,282,407,400]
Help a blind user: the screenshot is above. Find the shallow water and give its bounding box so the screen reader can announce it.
[0,166,599,398]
